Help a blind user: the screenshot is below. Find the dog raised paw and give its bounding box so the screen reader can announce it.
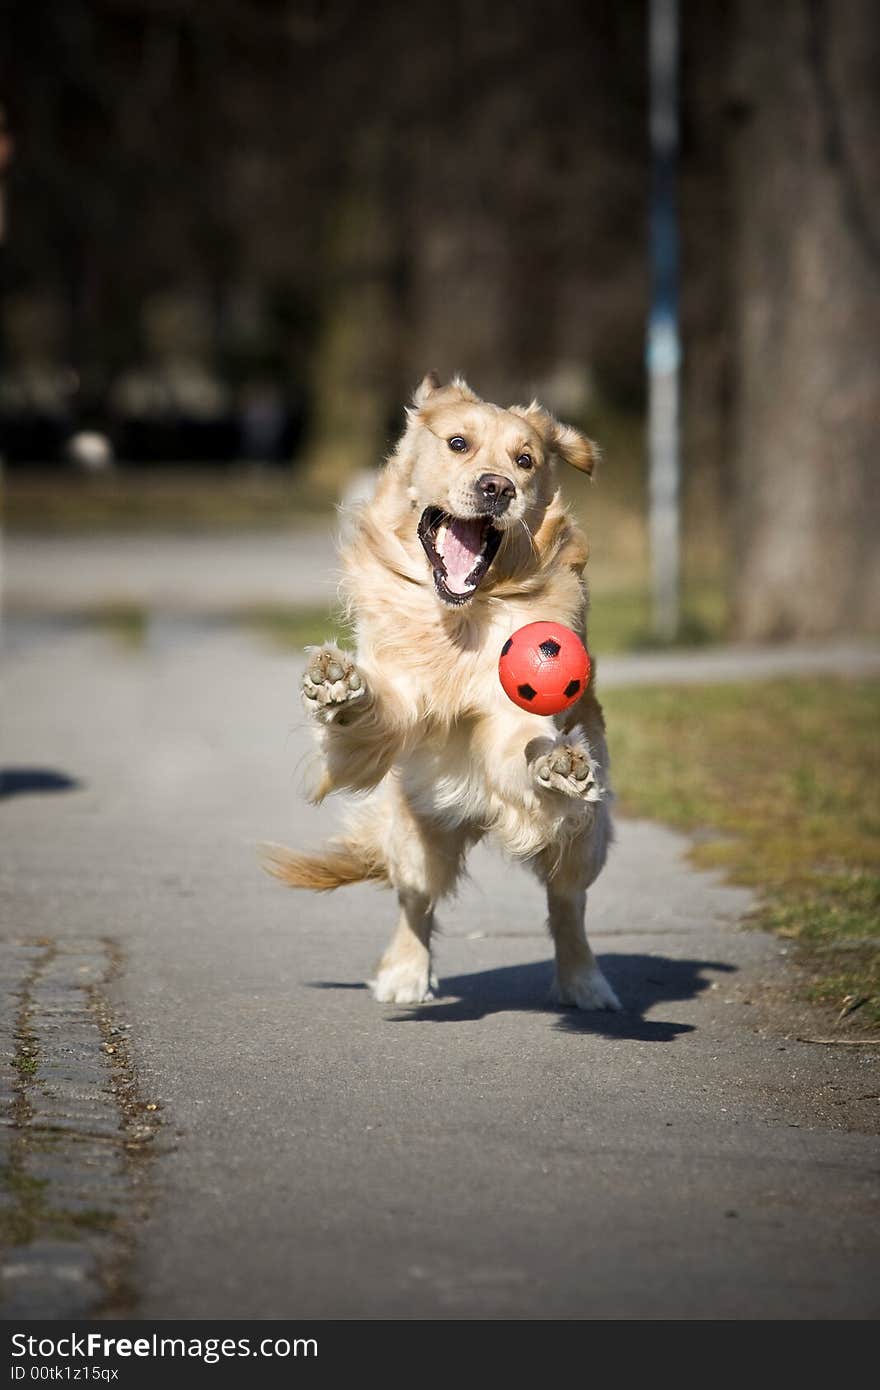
[532,738,603,802]
[302,645,369,723]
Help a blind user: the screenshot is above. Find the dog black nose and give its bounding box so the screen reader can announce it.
[477,473,516,513]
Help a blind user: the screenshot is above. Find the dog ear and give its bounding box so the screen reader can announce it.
[511,401,598,476]
[447,374,480,403]
[551,420,598,476]
[412,371,442,408]
[412,372,481,411]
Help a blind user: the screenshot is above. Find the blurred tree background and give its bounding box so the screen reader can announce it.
[1,0,878,640]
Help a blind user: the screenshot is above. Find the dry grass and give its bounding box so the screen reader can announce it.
[603,678,880,1027]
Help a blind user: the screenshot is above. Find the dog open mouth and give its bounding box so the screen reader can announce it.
[417,507,503,606]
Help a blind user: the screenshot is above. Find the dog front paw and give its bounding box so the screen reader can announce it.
[553,964,621,1012]
[302,645,369,723]
[533,738,603,802]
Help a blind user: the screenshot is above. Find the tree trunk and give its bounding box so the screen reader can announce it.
[728,0,880,639]
[299,123,402,497]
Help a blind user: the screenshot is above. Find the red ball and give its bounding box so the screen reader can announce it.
[498,621,590,715]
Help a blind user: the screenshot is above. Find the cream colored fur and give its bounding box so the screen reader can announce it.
[264,374,621,1012]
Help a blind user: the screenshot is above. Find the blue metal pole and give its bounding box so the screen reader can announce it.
[648,0,681,641]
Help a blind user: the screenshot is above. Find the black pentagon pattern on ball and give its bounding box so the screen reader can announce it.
[539,638,561,658]
[564,679,581,698]
[517,683,537,701]
[501,637,513,656]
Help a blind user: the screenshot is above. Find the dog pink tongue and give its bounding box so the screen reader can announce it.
[438,519,484,592]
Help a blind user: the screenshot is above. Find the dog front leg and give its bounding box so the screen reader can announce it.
[478,710,603,819]
[529,719,619,1010]
[301,644,408,797]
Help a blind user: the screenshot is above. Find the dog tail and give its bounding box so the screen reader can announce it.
[259,798,391,891]
[260,839,388,891]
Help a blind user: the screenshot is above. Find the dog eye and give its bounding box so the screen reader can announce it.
[516,452,533,470]
[448,436,468,453]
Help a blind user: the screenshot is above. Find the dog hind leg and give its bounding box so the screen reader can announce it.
[369,785,474,1006]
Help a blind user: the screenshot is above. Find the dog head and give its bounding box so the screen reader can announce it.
[398,373,596,607]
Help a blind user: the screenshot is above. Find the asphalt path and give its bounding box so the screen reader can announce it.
[2,622,878,1318]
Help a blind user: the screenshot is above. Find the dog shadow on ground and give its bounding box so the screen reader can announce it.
[0,767,83,799]
[310,951,736,1042]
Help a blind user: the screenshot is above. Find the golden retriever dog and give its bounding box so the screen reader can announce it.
[264,372,620,1012]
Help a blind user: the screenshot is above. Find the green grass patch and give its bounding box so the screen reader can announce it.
[250,605,354,652]
[0,1164,119,1246]
[3,469,336,532]
[603,677,880,1026]
[0,1166,49,1245]
[93,603,149,648]
[587,582,727,653]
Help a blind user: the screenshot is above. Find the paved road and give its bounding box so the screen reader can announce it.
[2,624,879,1319]
[6,529,880,686]
[3,529,341,613]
